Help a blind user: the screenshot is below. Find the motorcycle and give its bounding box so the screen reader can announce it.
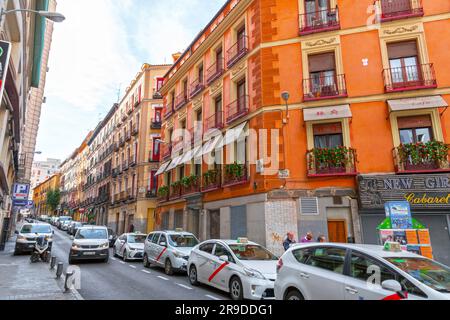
[30,235,51,263]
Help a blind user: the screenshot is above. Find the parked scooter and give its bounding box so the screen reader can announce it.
[30,234,51,263]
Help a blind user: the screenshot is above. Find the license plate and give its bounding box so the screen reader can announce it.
[28,245,35,248]
[83,252,96,256]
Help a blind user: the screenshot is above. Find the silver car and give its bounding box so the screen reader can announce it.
[69,226,110,264]
[143,230,199,275]
[14,223,54,255]
[113,233,146,261]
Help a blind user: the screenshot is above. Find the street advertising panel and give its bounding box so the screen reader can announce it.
[0,40,12,102]
[385,201,413,229]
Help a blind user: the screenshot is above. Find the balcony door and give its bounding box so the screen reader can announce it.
[214,95,223,126]
[313,122,343,149]
[388,41,421,88]
[308,52,337,97]
[216,48,223,72]
[398,115,433,145]
[305,0,331,27]
[183,79,188,100]
[237,79,246,112]
[198,64,204,84]
[152,137,160,161]
[237,26,246,52]
[154,108,162,123]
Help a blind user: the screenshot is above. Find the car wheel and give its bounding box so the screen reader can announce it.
[103,256,109,263]
[229,277,244,301]
[123,250,128,262]
[165,259,174,276]
[189,265,199,286]
[285,289,304,301]
[143,254,150,268]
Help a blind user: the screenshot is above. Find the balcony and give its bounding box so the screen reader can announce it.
[127,107,133,115]
[303,74,347,101]
[119,137,125,147]
[181,176,201,196]
[146,189,157,199]
[121,113,127,121]
[226,95,249,124]
[162,143,172,161]
[204,112,224,132]
[122,162,129,172]
[188,127,203,146]
[157,186,169,203]
[149,151,160,163]
[202,169,222,192]
[299,7,340,35]
[164,104,174,119]
[169,182,182,200]
[393,142,450,174]
[151,118,162,129]
[227,36,248,68]
[307,147,358,177]
[223,163,249,187]
[132,125,139,136]
[153,89,163,99]
[207,58,225,85]
[379,0,424,22]
[175,92,189,111]
[383,63,437,93]
[129,157,137,167]
[190,78,205,99]
[125,131,132,142]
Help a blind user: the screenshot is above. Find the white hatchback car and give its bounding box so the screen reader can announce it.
[188,239,278,300]
[113,233,146,261]
[274,243,450,300]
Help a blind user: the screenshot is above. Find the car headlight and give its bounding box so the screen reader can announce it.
[173,250,185,258]
[100,242,109,249]
[244,268,266,280]
[72,243,81,250]
[17,235,26,241]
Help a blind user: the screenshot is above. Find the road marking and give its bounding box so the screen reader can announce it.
[205,294,221,300]
[141,270,151,274]
[129,265,137,269]
[176,283,193,290]
[111,257,117,261]
[157,276,169,281]
[120,261,126,265]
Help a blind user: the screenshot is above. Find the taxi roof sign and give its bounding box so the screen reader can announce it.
[175,228,184,232]
[237,237,248,244]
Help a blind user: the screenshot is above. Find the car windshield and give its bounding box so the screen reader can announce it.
[127,235,146,243]
[21,225,52,234]
[229,244,278,261]
[76,229,108,240]
[387,257,450,293]
[168,235,199,248]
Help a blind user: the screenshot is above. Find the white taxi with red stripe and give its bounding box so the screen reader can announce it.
[187,238,278,300]
[143,230,199,275]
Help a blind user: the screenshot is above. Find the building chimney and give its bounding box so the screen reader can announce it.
[172,52,182,63]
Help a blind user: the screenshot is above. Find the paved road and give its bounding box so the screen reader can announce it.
[50,227,229,300]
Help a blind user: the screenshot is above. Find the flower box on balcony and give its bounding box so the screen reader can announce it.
[307,146,358,177]
[394,141,450,174]
[157,186,169,202]
[223,163,248,187]
[202,169,221,192]
[181,175,201,196]
[169,181,182,200]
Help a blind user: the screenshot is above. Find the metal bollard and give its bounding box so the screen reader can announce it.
[56,262,64,279]
[64,271,75,292]
[50,256,57,270]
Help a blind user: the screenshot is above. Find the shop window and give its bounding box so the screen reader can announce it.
[313,122,343,148]
[398,115,433,144]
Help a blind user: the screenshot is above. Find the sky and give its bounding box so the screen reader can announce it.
[35,0,226,162]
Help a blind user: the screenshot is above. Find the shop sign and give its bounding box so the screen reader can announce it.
[358,174,450,210]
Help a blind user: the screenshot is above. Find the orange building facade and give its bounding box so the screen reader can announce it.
[157,0,450,260]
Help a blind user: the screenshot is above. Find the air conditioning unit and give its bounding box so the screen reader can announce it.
[298,197,319,216]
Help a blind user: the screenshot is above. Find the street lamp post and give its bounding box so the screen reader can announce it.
[0,8,65,25]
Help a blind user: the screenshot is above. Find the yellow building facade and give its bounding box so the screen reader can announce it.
[33,174,61,216]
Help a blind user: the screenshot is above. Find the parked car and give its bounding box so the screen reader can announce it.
[107,228,117,248]
[143,230,199,275]
[14,223,54,255]
[188,238,278,300]
[50,217,59,226]
[56,216,72,229]
[61,220,72,232]
[113,233,146,261]
[69,226,110,264]
[274,243,450,300]
[68,222,86,236]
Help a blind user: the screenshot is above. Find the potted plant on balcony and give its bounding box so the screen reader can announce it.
[157,186,169,198]
[203,169,220,188]
[397,141,449,171]
[225,162,246,183]
[310,146,355,174]
[181,175,200,194]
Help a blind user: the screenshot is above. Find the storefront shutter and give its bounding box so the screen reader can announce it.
[308,52,335,73]
[387,40,418,59]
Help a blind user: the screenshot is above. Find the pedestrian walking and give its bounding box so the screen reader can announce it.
[283,232,297,251]
[301,232,314,243]
[317,235,326,243]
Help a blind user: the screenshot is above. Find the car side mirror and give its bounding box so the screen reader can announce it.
[219,255,229,262]
[109,235,113,240]
[381,280,402,293]
[15,230,19,235]
[159,242,167,247]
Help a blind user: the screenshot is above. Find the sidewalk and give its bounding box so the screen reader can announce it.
[0,238,81,300]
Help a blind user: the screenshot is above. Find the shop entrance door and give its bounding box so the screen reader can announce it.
[327,220,347,243]
[209,210,220,239]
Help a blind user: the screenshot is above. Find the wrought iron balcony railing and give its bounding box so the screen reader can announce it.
[223,163,249,187]
[379,0,424,22]
[190,78,205,99]
[204,112,224,132]
[226,95,249,124]
[202,169,222,192]
[303,74,347,101]
[383,63,437,93]
[393,143,450,174]
[299,7,340,35]
[307,147,358,177]
[227,36,248,68]
[175,92,189,111]
[207,58,225,85]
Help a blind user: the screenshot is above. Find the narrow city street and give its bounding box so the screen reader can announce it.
[49,227,229,300]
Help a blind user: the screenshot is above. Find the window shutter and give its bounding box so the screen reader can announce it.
[309,52,335,73]
[299,197,319,216]
[387,41,418,59]
[398,115,432,129]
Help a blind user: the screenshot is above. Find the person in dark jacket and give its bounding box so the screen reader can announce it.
[283,232,297,251]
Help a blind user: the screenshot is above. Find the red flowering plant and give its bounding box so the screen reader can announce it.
[308,146,356,173]
[397,141,449,166]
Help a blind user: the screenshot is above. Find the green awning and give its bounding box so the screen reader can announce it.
[31,0,49,88]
